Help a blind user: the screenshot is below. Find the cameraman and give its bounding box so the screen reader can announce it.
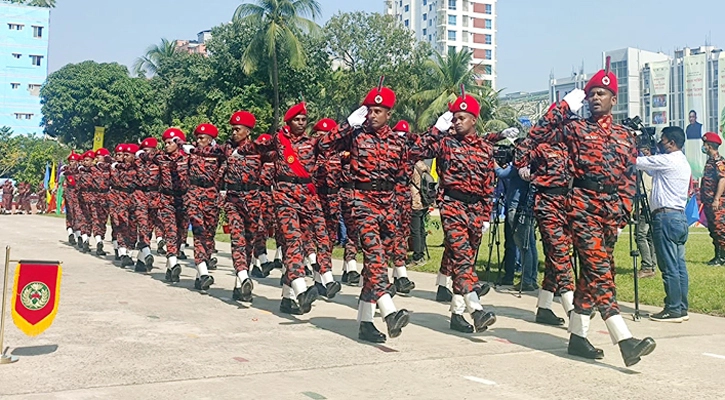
[635,126,691,322]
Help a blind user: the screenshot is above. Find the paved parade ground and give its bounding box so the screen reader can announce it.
[1,215,724,399]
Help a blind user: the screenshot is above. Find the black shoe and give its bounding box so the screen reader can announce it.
[156,239,166,255]
[314,281,327,297]
[682,310,689,321]
[394,277,415,294]
[296,286,319,314]
[536,308,565,326]
[280,298,303,315]
[68,234,77,246]
[207,257,218,271]
[272,259,283,269]
[114,249,120,261]
[384,309,410,338]
[77,239,84,250]
[342,271,361,286]
[144,254,154,271]
[567,334,604,360]
[165,264,181,283]
[436,286,453,302]
[260,261,276,277]
[649,310,683,323]
[81,241,90,254]
[96,242,107,256]
[474,283,491,298]
[619,337,657,367]
[212,248,219,253]
[472,310,496,332]
[134,259,148,272]
[324,281,342,299]
[194,275,214,293]
[358,321,386,343]
[178,252,187,260]
[450,313,474,333]
[385,282,398,298]
[232,278,254,302]
[120,255,134,267]
[250,266,265,279]
[304,266,313,277]
[496,279,514,286]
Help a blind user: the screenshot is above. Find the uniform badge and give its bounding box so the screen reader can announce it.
[602,76,610,85]
[374,95,383,104]
[287,155,295,164]
[460,102,468,110]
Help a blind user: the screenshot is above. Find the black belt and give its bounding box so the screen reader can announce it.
[536,186,569,196]
[651,207,684,217]
[573,178,617,195]
[443,189,483,204]
[318,186,340,195]
[226,183,261,192]
[354,180,395,192]
[341,182,353,189]
[190,178,215,188]
[141,186,159,193]
[112,186,134,194]
[160,189,186,196]
[277,175,312,184]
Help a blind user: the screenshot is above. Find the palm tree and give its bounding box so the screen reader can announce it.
[233,0,321,131]
[6,0,56,7]
[133,38,178,77]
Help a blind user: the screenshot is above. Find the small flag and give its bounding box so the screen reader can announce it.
[430,158,438,182]
[12,260,62,337]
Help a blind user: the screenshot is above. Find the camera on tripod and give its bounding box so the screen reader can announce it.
[493,145,514,166]
[622,116,657,151]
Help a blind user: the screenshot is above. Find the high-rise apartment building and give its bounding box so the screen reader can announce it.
[385,0,497,88]
[0,2,50,135]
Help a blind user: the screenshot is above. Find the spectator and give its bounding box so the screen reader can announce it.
[409,160,430,266]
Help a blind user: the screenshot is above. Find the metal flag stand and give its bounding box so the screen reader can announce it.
[1,246,18,364]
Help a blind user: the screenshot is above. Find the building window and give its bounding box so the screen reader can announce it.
[428,35,432,41]
[448,15,456,25]
[448,0,456,10]
[25,113,33,120]
[482,64,492,75]
[28,84,42,96]
[8,23,24,30]
[10,83,20,89]
[404,4,409,12]
[12,53,21,59]
[485,34,492,44]
[448,30,456,41]
[448,46,456,53]
[485,49,492,60]
[423,13,427,21]
[462,31,469,42]
[423,0,427,4]
[32,26,43,38]
[463,15,469,27]
[485,19,492,29]
[404,19,409,27]
[485,4,492,14]
[423,28,427,35]
[30,55,44,66]
[429,20,433,27]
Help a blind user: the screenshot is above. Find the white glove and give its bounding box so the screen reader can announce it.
[211,139,217,146]
[435,111,454,132]
[347,106,368,127]
[182,144,194,153]
[617,228,623,237]
[563,88,586,113]
[135,150,145,157]
[482,222,491,233]
[501,127,519,138]
[231,149,243,159]
[219,190,227,200]
[518,167,531,181]
[111,162,118,169]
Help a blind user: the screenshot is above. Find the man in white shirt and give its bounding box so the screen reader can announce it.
[635,127,691,323]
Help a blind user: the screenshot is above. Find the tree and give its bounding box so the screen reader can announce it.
[133,38,178,77]
[233,0,322,131]
[0,127,22,178]
[3,0,56,7]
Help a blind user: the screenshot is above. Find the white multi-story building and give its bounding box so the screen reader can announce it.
[385,0,497,88]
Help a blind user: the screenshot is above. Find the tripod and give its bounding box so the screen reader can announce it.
[628,170,651,321]
[485,190,505,283]
[513,184,537,298]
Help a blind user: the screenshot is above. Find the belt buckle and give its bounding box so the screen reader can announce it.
[371,181,379,190]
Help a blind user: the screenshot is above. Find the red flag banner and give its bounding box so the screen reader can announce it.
[11,261,62,337]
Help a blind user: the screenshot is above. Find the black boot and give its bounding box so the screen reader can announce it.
[619,337,657,367]
[207,257,218,271]
[156,239,166,255]
[716,248,725,266]
[280,298,302,315]
[120,255,134,267]
[394,277,415,294]
[342,271,361,285]
[358,321,386,343]
[324,281,342,299]
[77,239,84,250]
[134,259,148,272]
[707,245,720,265]
[194,275,214,293]
[304,265,313,277]
[260,261,276,277]
[96,242,107,256]
[144,254,154,272]
[474,282,491,298]
[272,259,283,269]
[250,265,265,278]
[384,309,410,338]
[296,286,319,314]
[450,313,474,333]
[472,310,497,332]
[81,241,90,254]
[232,278,254,302]
[567,334,604,360]
[536,308,565,326]
[165,264,181,283]
[114,249,120,261]
[177,252,187,260]
[68,234,76,246]
[436,286,453,302]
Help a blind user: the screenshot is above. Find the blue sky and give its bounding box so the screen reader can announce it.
[47,0,725,93]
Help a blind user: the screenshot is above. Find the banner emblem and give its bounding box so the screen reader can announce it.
[21,282,50,310]
[12,261,62,337]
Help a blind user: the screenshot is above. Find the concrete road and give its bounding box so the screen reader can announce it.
[0,215,723,399]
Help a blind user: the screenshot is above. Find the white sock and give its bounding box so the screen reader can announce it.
[74,230,81,239]
[236,270,249,288]
[167,256,178,267]
[357,301,375,323]
[321,271,334,285]
[119,247,127,256]
[180,243,186,252]
[436,272,451,288]
[157,237,164,244]
[197,261,208,277]
[141,247,151,257]
[347,259,358,273]
[82,234,89,243]
[568,312,590,338]
[274,247,282,260]
[112,240,118,250]
[291,277,307,298]
[463,292,484,312]
[560,291,575,315]
[450,294,466,315]
[307,253,317,265]
[537,290,555,310]
[67,227,73,235]
[393,266,408,279]
[376,293,397,318]
[282,284,295,300]
[95,235,103,245]
[604,314,633,345]
[313,271,322,284]
[258,254,269,264]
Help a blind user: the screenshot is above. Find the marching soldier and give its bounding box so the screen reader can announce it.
[319,85,411,343]
[252,158,282,277]
[17,182,31,214]
[338,149,361,285]
[700,132,725,265]
[93,148,112,256]
[390,120,416,294]
[35,182,47,214]
[131,138,159,272]
[61,152,82,244]
[528,58,656,366]
[1,179,13,214]
[76,150,97,253]
[109,144,137,267]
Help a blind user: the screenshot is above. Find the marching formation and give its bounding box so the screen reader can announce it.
[56,70,657,367]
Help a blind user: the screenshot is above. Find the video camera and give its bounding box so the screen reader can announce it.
[493,145,514,166]
[622,116,657,150]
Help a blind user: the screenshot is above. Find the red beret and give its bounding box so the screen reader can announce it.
[126,144,140,154]
[67,152,82,162]
[284,102,307,123]
[114,144,125,153]
[230,111,257,128]
[141,137,158,149]
[362,87,396,109]
[313,118,337,132]
[449,95,480,118]
[95,148,110,157]
[82,150,96,159]
[162,128,186,142]
[194,123,218,138]
[585,57,617,96]
[703,132,722,145]
[393,120,410,133]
